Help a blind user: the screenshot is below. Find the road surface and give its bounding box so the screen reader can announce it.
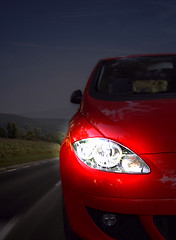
[0,158,65,240]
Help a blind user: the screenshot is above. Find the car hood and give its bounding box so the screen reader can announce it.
[80,97,176,155]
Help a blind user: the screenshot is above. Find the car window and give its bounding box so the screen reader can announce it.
[90,56,176,101]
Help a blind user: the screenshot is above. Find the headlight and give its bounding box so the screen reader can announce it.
[73,138,150,174]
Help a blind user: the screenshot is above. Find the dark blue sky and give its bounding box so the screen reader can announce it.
[1,0,176,118]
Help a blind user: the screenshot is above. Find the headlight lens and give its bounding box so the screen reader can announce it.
[73,138,150,174]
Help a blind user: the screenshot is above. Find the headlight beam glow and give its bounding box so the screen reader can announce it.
[73,138,150,174]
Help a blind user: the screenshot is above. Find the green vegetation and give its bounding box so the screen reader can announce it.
[0,114,69,134]
[0,121,66,145]
[0,114,68,168]
[7,122,18,138]
[0,138,60,168]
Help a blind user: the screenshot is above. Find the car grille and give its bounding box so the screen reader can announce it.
[86,207,150,240]
[153,215,176,240]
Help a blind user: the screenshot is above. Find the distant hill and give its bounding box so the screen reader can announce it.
[21,105,79,119]
[0,113,70,134]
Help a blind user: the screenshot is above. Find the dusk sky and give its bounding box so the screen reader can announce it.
[1,0,176,119]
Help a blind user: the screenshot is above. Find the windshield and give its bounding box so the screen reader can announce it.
[90,55,176,101]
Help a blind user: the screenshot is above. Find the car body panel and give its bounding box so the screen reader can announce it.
[60,54,176,240]
[80,96,176,155]
[61,133,176,200]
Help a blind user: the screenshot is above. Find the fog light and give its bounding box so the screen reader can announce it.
[102,214,117,227]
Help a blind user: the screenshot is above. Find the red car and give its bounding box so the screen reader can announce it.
[60,54,176,240]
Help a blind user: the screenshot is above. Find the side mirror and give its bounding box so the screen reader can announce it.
[70,90,82,104]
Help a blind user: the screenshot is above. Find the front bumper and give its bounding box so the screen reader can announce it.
[63,192,176,240]
[84,195,176,240]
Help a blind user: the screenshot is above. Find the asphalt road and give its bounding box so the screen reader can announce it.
[0,158,65,240]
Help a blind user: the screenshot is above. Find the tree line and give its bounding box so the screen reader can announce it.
[0,122,65,145]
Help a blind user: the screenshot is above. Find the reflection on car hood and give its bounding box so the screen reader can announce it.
[81,97,176,154]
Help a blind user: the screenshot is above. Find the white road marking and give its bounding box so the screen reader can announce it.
[0,217,19,240]
[7,169,17,172]
[55,180,61,188]
[22,165,30,169]
[0,158,59,174]
[0,180,62,240]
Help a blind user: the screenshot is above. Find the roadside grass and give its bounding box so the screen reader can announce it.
[0,138,60,168]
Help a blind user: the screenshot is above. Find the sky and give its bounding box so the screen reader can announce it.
[1,0,176,119]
